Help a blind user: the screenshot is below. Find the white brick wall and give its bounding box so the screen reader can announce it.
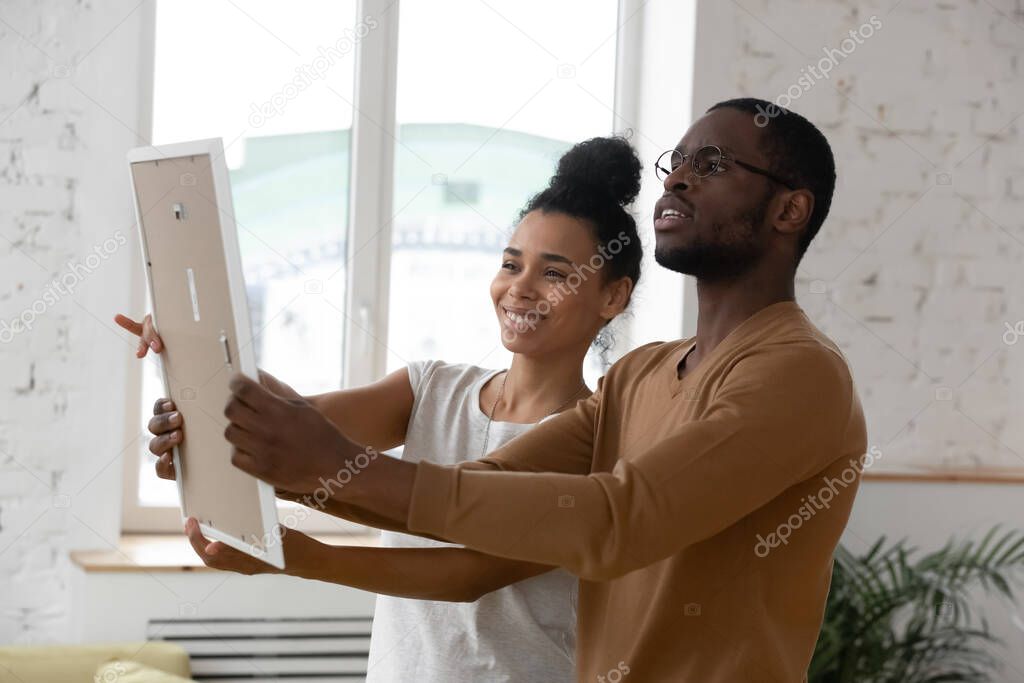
[0,0,149,643]
[692,0,1024,474]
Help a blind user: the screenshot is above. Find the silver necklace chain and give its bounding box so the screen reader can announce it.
[480,370,586,459]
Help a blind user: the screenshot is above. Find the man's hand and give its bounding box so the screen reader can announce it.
[257,369,302,400]
[223,373,358,495]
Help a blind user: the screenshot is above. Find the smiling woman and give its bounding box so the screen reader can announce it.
[311,137,643,681]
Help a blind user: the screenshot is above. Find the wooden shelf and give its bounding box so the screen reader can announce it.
[864,469,1024,485]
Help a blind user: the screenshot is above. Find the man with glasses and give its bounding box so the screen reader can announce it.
[222,98,867,682]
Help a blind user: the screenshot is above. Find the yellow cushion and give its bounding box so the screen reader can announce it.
[0,642,191,683]
[94,660,195,682]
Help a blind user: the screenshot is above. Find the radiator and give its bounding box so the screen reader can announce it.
[147,616,373,682]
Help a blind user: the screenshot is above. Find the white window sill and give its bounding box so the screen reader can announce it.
[70,532,380,573]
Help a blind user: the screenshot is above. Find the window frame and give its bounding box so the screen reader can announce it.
[123,0,648,533]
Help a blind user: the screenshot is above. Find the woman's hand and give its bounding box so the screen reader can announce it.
[114,313,164,358]
[184,516,321,576]
[148,398,181,480]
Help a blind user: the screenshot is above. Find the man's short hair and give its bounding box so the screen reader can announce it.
[708,98,836,263]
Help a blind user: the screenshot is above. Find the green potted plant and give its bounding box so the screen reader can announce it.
[811,526,1024,682]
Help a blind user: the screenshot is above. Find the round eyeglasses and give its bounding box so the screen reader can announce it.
[654,145,795,190]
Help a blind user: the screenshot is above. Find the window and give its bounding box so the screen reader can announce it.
[124,0,686,532]
[384,0,620,385]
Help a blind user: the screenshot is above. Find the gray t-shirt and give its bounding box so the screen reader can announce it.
[365,360,578,683]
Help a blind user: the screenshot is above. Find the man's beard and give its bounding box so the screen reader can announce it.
[655,195,770,281]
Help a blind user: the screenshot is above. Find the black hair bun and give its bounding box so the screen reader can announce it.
[549,136,641,208]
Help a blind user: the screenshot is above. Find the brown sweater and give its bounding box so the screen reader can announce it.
[408,301,868,682]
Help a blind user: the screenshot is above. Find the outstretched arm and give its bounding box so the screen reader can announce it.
[225,345,860,580]
[143,365,417,526]
[185,518,559,602]
[224,373,600,536]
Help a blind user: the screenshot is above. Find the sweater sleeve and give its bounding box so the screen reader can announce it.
[406,344,860,580]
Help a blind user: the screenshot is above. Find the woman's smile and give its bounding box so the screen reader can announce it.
[500,305,547,334]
